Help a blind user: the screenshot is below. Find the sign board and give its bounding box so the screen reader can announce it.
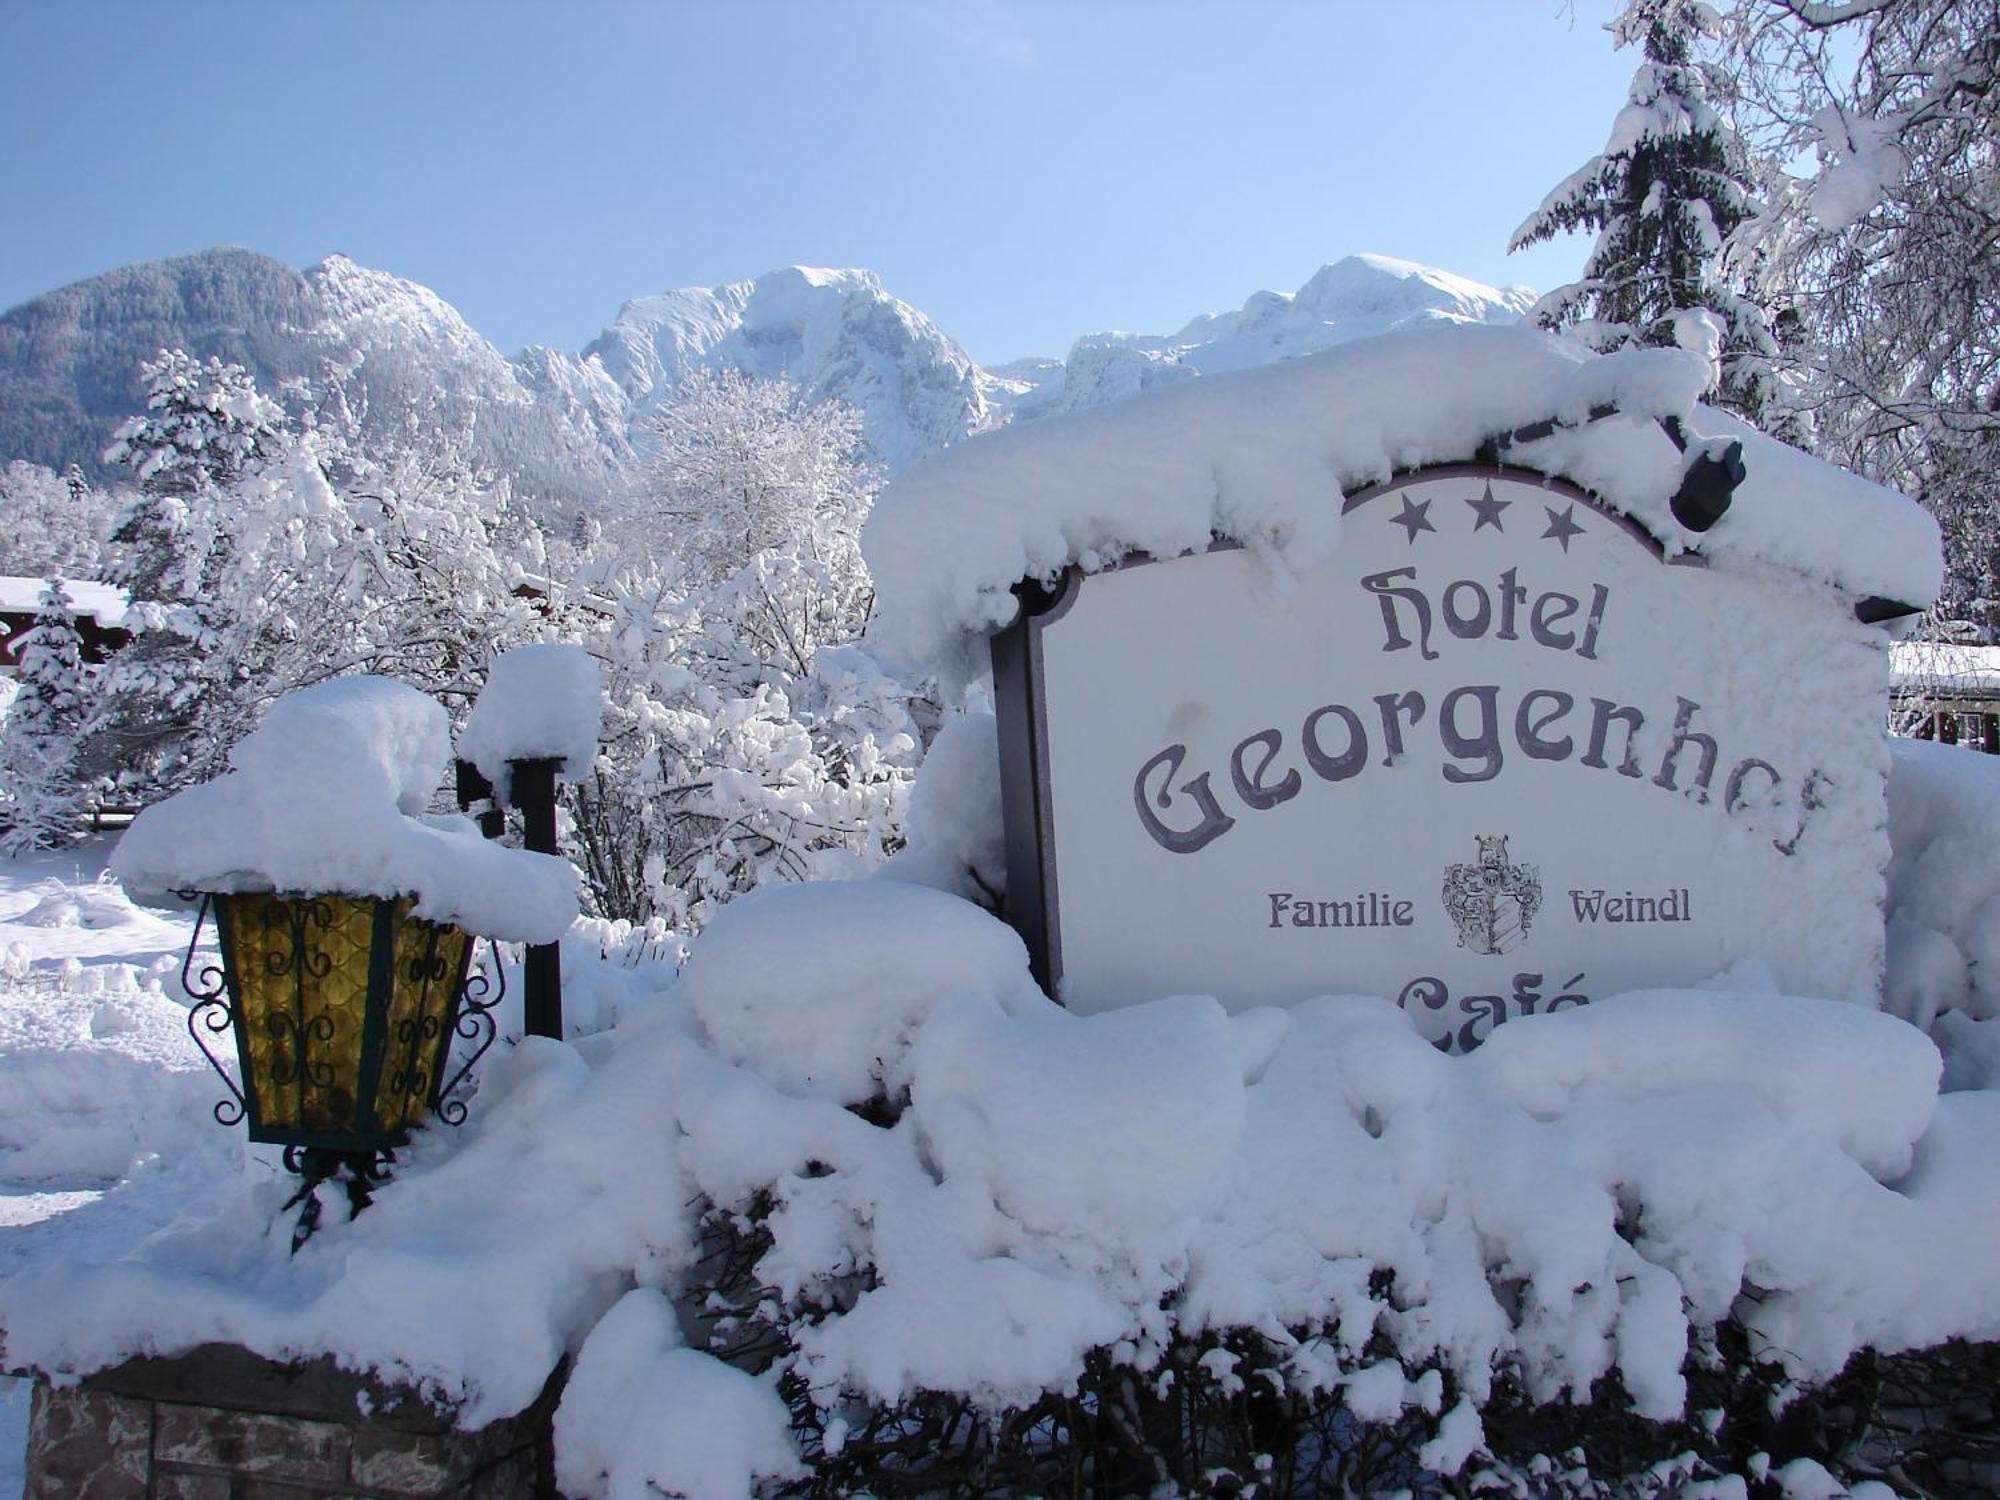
[992,465,1890,1049]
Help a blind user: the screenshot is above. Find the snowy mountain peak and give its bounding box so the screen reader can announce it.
[1291,252,1537,323]
[305,253,535,407]
[1010,253,1536,418]
[0,247,1539,494]
[583,264,992,470]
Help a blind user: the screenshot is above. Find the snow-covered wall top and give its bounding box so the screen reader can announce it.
[863,324,1942,677]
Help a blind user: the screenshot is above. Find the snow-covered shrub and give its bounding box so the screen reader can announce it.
[562,372,923,931]
[559,559,918,932]
[0,580,90,853]
[874,708,1005,906]
[18,734,2000,1497]
[1884,738,2000,1028]
[0,461,113,581]
[649,909,1997,1498]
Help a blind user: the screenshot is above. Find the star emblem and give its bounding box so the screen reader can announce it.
[1465,483,1510,533]
[1389,496,1436,544]
[1541,503,1585,553]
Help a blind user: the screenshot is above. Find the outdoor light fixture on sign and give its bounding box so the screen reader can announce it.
[180,891,500,1245]
[110,674,582,1250]
[994,460,1905,1052]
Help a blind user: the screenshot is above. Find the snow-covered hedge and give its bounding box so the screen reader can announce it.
[7,723,2000,1496]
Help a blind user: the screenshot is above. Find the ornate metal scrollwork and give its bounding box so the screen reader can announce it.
[280,1145,397,1252]
[436,938,506,1126]
[179,895,247,1128]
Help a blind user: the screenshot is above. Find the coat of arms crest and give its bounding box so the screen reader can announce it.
[1442,834,1542,955]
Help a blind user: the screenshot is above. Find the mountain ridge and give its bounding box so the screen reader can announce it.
[0,249,1534,496]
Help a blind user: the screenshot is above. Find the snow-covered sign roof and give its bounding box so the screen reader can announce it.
[1892,642,2000,699]
[862,325,1941,676]
[0,576,130,628]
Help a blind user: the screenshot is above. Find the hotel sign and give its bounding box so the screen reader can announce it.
[992,465,1888,1049]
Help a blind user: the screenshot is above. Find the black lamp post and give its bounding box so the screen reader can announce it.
[450,753,566,1041]
[181,889,503,1249]
[505,756,565,1041]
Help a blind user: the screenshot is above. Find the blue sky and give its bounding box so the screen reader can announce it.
[0,1,1639,366]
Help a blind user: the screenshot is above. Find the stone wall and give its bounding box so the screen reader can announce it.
[20,1344,562,1499]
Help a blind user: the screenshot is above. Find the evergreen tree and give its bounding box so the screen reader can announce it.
[82,351,289,796]
[102,349,284,600]
[0,580,90,853]
[1511,0,1787,424]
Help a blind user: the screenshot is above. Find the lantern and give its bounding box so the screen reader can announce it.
[181,890,502,1247]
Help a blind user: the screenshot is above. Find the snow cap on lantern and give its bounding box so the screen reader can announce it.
[112,675,578,944]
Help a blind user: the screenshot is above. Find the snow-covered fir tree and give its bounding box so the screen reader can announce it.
[1511,0,1787,425]
[101,350,285,598]
[0,579,90,853]
[81,352,289,795]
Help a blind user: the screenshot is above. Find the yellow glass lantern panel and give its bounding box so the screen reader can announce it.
[221,894,376,1134]
[379,903,472,1133]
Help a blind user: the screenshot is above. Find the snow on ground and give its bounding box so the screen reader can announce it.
[0,837,231,1499]
[0,828,667,1494]
[0,733,1998,1496]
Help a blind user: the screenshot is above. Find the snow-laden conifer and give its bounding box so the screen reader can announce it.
[0,579,89,852]
[80,351,292,797]
[1511,0,1789,427]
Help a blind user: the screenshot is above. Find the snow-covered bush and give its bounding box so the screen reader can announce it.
[0,580,90,853]
[561,559,919,931]
[0,462,113,581]
[13,720,2000,1499]
[654,920,1995,1496]
[562,371,922,930]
